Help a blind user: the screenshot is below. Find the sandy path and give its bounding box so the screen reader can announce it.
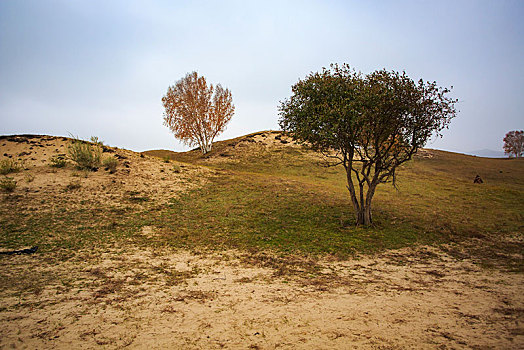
[0,246,522,349]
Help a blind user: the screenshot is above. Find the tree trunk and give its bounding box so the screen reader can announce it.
[345,167,363,225]
[354,204,372,226]
[363,205,372,226]
[355,208,364,226]
[345,168,376,226]
[201,143,213,154]
[361,182,377,226]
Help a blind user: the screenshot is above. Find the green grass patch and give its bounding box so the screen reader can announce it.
[151,139,523,269]
[129,174,443,257]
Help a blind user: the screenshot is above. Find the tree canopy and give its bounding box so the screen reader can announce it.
[279,64,457,226]
[503,130,523,158]
[162,72,234,154]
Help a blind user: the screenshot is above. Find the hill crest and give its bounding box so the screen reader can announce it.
[0,134,209,209]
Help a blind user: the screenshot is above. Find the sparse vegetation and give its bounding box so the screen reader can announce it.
[0,158,22,175]
[172,164,181,173]
[71,170,89,178]
[0,131,522,350]
[25,173,35,183]
[65,179,82,191]
[67,136,102,170]
[102,156,118,173]
[0,176,16,192]
[90,136,104,146]
[126,190,149,202]
[163,156,171,163]
[49,155,67,168]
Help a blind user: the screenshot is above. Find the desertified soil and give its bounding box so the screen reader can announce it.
[0,135,209,210]
[0,134,523,349]
[1,246,522,349]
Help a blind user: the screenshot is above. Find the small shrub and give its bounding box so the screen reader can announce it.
[163,156,171,163]
[67,136,101,170]
[25,173,35,183]
[172,164,181,173]
[0,177,17,192]
[50,155,67,168]
[90,136,104,146]
[65,179,82,191]
[71,170,89,178]
[0,158,21,175]
[102,156,118,173]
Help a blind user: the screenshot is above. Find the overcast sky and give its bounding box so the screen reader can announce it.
[1,0,523,153]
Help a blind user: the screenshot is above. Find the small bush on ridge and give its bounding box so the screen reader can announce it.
[102,156,118,173]
[0,158,22,175]
[90,136,104,146]
[25,173,35,183]
[50,155,67,168]
[67,136,101,171]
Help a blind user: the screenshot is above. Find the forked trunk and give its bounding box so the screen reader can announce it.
[354,205,372,226]
[201,142,213,154]
[346,168,375,226]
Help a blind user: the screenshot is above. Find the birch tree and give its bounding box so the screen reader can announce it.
[162,72,234,154]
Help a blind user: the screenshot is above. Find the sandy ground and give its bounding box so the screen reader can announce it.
[191,131,307,167]
[0,245,522,349]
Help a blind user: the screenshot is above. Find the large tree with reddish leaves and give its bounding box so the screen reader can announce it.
[162,72,234,154]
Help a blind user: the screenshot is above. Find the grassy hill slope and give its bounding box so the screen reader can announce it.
[145,131,524,270]
[1,132,522,271]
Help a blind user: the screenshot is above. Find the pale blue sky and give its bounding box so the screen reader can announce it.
[1,0,523,153]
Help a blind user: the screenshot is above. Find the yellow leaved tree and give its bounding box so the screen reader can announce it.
[162,72,235,154]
